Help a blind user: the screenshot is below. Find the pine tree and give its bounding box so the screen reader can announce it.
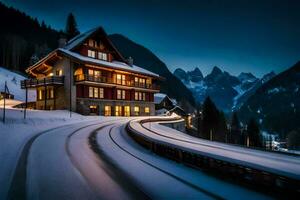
[202,96,219,139]
[65,13,80,41]
[247,118,262,148]
[216,111,227,142]
[230,112,242,144]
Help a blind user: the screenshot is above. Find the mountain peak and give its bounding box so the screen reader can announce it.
[238,72,257,82]
[188,67,203,82]
[173,68,188,81]
[211,66,223,75]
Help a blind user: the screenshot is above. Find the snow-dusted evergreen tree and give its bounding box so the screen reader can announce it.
[65,13,80,41]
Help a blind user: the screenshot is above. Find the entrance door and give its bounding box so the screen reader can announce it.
[89,105,98,115]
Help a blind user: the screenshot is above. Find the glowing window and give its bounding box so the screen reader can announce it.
[94,88,99,98]
[89,87,93,98]
[124,106,130,116]
[115,106,122,116]
[145,107,150,113]
[88,50,95,58]
[104,106,111,116]
[134,106,140,116]
[99,88,104,98]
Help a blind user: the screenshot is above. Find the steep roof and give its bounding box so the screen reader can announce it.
[26,27,160,78]
[64,26,128,63]
[58,48,159,77]
[154,93,177,104]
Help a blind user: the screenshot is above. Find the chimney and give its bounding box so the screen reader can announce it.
[128,56,133,66]
[58,37,67,48]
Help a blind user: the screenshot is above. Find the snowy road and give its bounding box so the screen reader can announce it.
[5,117,278,199]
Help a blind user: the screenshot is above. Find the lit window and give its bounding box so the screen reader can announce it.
[139,78,145,87]
[49,88,54,99]
[116,74,122,84]
[104,106,111,116]
[139,92,142,100]
[115,106,122,116]
[124,106,130,116]
[89,87,93,98]
[98,52,107,61]
[145,107,150,113]
[117,89,122,99]
[94,87,99,98]
[88,69,94,76]
[88,50,95,58]
[135,92,139,101]
[56,69,63,76]
[122,90,126,99]
[99,88,104,98]
[135,77,139,83]
[94,70,101,77]
[49,72,53,77]
[88,39,94,47]
[38,89,43,100]
[143,93,146,101]
[134,106,140,116]
[122,75,126,85]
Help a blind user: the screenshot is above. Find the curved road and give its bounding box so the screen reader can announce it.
[7,117,272,200]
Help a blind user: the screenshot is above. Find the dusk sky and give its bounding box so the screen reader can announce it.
[2,0,300,77]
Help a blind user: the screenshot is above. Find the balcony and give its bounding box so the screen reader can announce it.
[75,74,160,91]
[21,76,64,89]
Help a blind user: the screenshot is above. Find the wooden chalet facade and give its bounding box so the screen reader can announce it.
[21,27,160,116]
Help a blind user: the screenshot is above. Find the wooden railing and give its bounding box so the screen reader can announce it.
[75,74,160,90]
[21,76,64,89]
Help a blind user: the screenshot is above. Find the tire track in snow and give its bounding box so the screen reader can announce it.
[105,124,224,199]
[7,123,75,200]
[88,122,151,200]
[7,119,107,200]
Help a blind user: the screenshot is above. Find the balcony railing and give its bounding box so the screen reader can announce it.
[21,76,64,89]
[75,74,160,90]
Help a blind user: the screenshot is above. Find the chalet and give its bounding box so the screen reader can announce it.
[154,93,177,111]
[154,93,187,116]
[21,27,161,116]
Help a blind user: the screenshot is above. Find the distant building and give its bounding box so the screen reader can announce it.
[0,91,14,100]
[154,93,186,116]
[21,27,161,116]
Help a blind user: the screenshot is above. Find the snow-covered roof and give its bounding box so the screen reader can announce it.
[154,93,167,104]
[154,93,177,105]
[58,48,159,77]
[64,27,99,50]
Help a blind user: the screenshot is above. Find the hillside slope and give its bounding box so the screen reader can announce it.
[238,61,300,136]
[109,34,195,108]
[0,67,35,101]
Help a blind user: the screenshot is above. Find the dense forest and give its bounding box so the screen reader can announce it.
[0,2,60,73]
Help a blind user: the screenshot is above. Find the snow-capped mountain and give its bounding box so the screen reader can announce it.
[174,66,275,112]
[238,61,300,136]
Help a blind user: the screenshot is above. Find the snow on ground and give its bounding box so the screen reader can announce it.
[130,119,300,180]
[97,122,270,199]
[0,67,36,102]
[0,107,102,199]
